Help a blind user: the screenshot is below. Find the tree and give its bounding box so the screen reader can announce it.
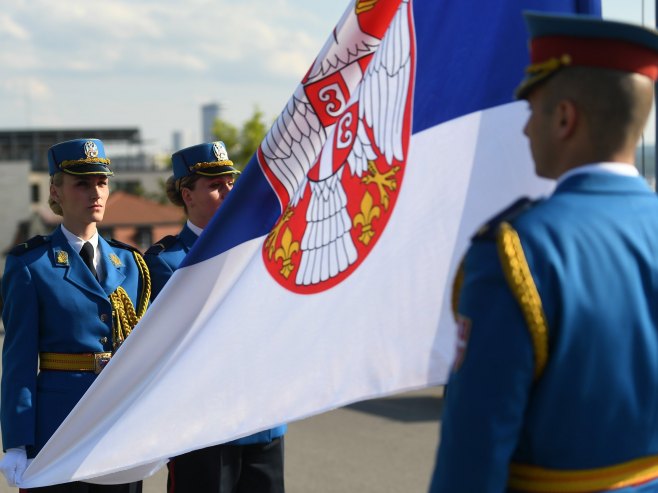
[212,107,269,171]
[213,118,239,157]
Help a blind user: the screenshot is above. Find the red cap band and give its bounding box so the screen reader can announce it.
[531,36,658,80]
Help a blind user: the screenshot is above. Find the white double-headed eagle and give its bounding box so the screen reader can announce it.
[261,0,412,286]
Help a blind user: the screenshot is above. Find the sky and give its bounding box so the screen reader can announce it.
[0,0,346,155]
[0,0,652,156]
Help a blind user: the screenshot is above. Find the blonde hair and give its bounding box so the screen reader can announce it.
[48,172,65,216]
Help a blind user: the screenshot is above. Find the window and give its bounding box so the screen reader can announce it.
[31,183,40,203]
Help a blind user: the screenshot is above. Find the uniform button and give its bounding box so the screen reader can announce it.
[100,337,108,344]
[100,313,109,322]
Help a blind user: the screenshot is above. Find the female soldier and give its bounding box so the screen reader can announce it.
[0,138,150,492]
[145,141,286,493]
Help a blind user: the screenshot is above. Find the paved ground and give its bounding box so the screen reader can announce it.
[0,326,443,493]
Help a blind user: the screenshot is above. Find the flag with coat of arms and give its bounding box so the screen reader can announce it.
[18,0,599,486]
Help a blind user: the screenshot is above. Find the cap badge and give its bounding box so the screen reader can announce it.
[84,140,99,159]
[213,142,228,162]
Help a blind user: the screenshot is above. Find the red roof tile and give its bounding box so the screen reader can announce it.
[102,191,185,226]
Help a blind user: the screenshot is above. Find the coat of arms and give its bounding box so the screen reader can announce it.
[261,0,414,294]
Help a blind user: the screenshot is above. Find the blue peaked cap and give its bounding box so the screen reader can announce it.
[48,138,114,176]
[172,141,241,179]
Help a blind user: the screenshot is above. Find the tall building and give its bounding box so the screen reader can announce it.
[172,130,183,152]
[201,103,220,143]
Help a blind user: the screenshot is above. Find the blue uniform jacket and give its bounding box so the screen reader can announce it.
[145,224,286,445]
[431,173,658,492]
[1,226,149,458]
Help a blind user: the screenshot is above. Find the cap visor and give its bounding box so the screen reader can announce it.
[61,163,114,176]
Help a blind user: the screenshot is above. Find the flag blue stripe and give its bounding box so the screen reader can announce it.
[412,0,601,133]
[180,155,280,267]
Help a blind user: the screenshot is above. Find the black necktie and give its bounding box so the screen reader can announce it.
[80,241,98,280]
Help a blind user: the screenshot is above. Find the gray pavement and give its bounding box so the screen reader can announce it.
[0,325,443,493]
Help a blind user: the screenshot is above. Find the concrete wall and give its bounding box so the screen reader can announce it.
[0,161,31,273]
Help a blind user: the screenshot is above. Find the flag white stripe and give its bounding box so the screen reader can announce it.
[20,101,552,487]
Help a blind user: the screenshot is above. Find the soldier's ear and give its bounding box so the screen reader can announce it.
[555,99,578,140]
[180,186,193,209]
[50,183,60,203]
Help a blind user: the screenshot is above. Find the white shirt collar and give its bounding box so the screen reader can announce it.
[186,219,203,237]
[60,225,102,275]
[557,162,639,185]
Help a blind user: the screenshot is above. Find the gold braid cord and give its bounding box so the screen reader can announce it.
[132,251,151,317]
[60,157,112,168]
[451,257,465,321]
[109,251,151,350]
[189,160,234,171]
[496,222,548,380]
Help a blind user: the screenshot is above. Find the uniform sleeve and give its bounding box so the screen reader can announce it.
[429,239,535,493]
[1,256,39,451]
[144,254,175,301]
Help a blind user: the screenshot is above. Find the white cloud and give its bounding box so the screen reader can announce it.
[0,13,30,40]
[2,77,52,100]
[2,0,336,75]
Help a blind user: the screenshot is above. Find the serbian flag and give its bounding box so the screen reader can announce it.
[19,0,600,486]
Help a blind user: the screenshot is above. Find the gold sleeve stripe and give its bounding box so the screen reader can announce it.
[496,221,548,380]
[509,455,658,492]
[451,257,465,322]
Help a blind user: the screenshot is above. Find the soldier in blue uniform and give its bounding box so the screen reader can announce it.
[430,12,658,493]
[144,142,286,493]
[0,138,150,492]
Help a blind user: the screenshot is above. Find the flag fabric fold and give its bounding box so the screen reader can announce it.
[17,0,600,487]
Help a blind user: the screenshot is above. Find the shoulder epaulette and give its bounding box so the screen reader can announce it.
[8,235,49,256]
[144,235,178,256]
[473,197,537,241]
[108,238,142,255]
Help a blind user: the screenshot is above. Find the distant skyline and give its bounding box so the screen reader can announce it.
[0,0,651,155]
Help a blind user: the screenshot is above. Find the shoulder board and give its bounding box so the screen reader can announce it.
[473,197,537,241]
[8,235,50,256]
[144,235,178,256]
[108,238,142,255]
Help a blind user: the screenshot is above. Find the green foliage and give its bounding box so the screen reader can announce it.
[212,106,269,171]
[213,119,239,155]
[146,177,170,204]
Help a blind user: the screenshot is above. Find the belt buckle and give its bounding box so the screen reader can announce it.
[94,353,111,374]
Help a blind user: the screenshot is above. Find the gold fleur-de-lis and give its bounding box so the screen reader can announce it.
[265,207,294,260]
[361,160,401,211]
[356,0,378,14]
[274,227,300,279]
[353,191,381,246]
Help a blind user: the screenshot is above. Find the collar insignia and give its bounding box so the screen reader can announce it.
[56,250,69,265]
[109,253,123,267]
